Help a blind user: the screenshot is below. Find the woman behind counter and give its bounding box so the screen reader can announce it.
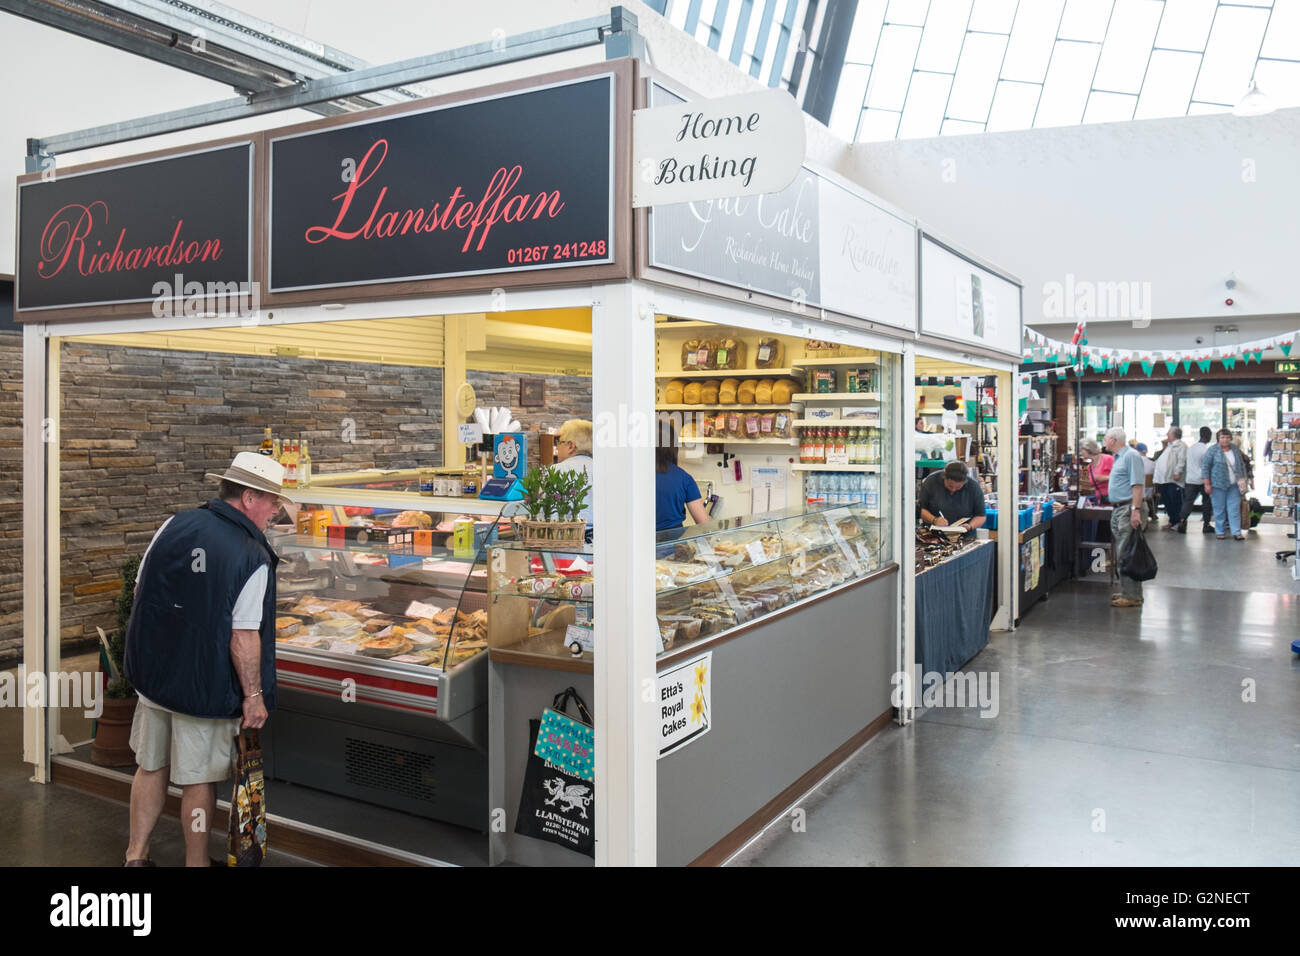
[656,420,710,533]
[551,419,594,541]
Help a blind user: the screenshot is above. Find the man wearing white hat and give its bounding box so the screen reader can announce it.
[122,452,287,867]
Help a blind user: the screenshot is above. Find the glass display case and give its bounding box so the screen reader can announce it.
[270,475,514,722]
[655,502,887,657]
[487,541,595,668]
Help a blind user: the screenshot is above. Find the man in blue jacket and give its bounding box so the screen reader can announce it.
[123,452,285,867]
[1105,427,1148,608]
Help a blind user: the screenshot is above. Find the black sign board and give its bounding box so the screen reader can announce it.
[269,75,615,292]
[16,144,253,311]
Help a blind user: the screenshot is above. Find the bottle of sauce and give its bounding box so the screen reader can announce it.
[260,427,274,456]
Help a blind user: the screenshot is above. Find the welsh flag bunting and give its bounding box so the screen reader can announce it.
[1251,349,1264,364]
[1164,359,1179,375]
[1140,358,1154,376]
[1282,339,1293,357]
[1222,353,1237,370]
[1181,359,1192,374]
[1197,355,1211,373]
[1118,360,1131,375]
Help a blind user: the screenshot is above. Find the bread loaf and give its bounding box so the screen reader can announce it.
[683,382,703,405]
[771,378,799,404]
[754,337,782,368]
[699,379,720,404]
[737,379,758,404]
[664,379,685,404]
[755,379,774,404]
[714,337,745,370]
[681,339,702,370]
[718,378,740,404]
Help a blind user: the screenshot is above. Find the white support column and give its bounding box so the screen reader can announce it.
[991,368,1016,631]
[22,325,58,780]
[590,280,656,866]
[898,344,916,724]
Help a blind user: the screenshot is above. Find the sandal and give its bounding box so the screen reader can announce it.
[123,858,156,867]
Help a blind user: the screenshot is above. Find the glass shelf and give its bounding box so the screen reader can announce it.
[490,591,593,606]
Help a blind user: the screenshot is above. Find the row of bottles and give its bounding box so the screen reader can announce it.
[797,427,882,465]
[259,427,312,488]
[804,473,880,508]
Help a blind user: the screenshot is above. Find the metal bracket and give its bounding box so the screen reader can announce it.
[26,7,639,157]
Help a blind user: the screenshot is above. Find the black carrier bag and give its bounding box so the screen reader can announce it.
[1119,526,1158,581]
[515,719,595,857]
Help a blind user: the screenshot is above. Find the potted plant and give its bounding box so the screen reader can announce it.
[91,555,140,767]
[517,466,591,547]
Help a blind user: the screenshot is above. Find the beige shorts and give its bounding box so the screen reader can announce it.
[130,697,241,786]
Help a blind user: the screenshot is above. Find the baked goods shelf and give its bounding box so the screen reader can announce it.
[655,368,797,378]
[490,592,593,605]
[792,392,881,402]
[269,531,477,561]
[792,357,881,367]
[791,463,881,472]
[681,437,797,446]
[656,403,796,411]
[284,486,510,515]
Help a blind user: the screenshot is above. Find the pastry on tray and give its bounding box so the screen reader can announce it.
[358,635,414,658]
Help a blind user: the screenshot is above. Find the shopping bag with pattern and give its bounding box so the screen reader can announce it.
[226,729,267,867]
[533,687,594,781]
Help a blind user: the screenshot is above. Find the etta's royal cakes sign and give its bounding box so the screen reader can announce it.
[270,75,615,292]
[16,144,253,311]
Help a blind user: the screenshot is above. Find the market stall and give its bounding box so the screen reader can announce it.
[18,56,927,867]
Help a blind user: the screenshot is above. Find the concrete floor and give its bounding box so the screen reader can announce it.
[4,519,1297,866]
[733,518,1300,866]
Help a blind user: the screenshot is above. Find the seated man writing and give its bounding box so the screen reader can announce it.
[918,460,987,535]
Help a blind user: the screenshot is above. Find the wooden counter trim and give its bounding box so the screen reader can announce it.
[489,648,594,675]
[656,562,899,670]
[51,757,431,867]
[688,707,895,867]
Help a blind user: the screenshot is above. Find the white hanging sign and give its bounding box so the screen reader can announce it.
[633,89,806,207]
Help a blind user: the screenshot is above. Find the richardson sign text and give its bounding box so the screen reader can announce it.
[17,144,252,311]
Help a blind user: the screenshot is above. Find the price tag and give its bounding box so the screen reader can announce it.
[746,541,768,565]
[565,624,594,654]
[825,448,850,466]
[457,423,483,444]
[855,541,872,565]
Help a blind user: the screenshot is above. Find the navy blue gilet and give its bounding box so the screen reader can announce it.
[124,498,279,718]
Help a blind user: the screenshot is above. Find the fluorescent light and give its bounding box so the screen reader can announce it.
[1233,80,1274,117]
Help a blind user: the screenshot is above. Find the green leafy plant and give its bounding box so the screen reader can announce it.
[519,467,546,520]
[98,554,140,699]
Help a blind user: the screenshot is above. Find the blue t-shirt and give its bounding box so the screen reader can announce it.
[1108,446,1144,504]
[655,464,702,532]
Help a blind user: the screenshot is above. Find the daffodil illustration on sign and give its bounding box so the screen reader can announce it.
[694,661,708,690]
[690,692,705,725]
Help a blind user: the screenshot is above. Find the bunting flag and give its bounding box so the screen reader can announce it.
[1069,319,1087,347]
[1164,359,1179,375]
[1197,356,1211,373]
[1181,359,1192,374]
[1025,324,1300,377]
[1222,353,1237,370]
[1140,359,1154,376]
[1117,359,1131,375]
[1282,339,1293,357]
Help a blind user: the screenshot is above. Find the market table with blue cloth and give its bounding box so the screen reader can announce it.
[914,539,997,676]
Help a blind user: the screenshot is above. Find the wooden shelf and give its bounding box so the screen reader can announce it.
[793,357,880,367]
[791,418,881,427]
[656,404,795,411]
[792,463,881,472]
[681,437,797,446]
[792,392,881,402]
[656,368,797,379]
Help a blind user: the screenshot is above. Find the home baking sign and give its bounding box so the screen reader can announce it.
[269,74,615,292]
[633,88,805,207]
[16,143,253,311]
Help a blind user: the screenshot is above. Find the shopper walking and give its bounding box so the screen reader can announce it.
[1154,426,1186,530]
[1202,429,1249,540]
[1176,426,1214,534]
[123,452,286,867]
[1136,443,1157,520]
[1105,427,1148,608]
